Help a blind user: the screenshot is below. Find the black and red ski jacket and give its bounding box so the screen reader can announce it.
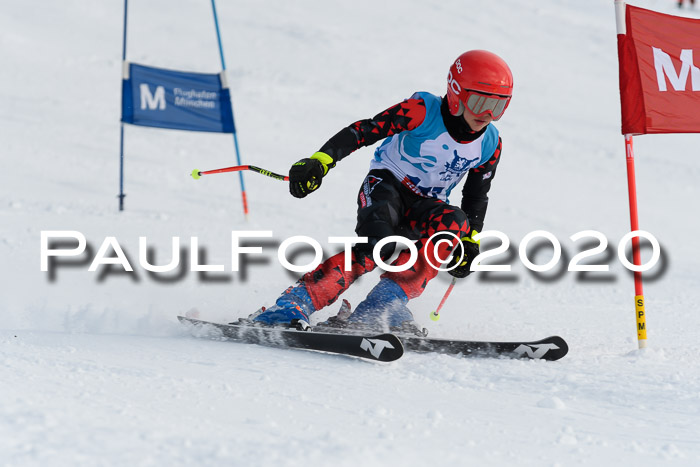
[316,96,502,233]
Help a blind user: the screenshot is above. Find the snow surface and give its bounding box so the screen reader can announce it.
[2,0,700,465]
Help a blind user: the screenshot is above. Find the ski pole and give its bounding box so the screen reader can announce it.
[429,276,457,321]
[191,165,289,181]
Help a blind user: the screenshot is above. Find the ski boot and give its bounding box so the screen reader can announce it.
[244,282,316,328]
[320,278,428,337]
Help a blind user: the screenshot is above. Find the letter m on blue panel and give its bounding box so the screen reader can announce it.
[121,63,234,133]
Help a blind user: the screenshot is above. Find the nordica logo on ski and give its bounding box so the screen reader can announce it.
[360,338,395,359]
[513,343,560,359]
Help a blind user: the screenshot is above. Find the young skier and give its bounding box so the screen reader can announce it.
[249,50,513,334]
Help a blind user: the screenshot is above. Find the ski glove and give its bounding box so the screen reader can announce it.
[447,230,480,279]
[289,152,335,198]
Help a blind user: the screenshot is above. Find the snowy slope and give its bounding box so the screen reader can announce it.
[2,0,700,465]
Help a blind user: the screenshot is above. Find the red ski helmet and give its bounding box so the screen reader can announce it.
[446,50,513,120]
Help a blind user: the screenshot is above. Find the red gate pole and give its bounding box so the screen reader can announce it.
[624,134,647,349]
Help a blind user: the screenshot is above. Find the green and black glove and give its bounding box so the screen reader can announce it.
[289,152,335,198]
[447,230,480,279]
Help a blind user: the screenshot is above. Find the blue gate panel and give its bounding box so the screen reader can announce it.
[122,63,235,133]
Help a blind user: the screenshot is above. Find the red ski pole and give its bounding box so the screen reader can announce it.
[429,276,457,321]
[191,165,289,181]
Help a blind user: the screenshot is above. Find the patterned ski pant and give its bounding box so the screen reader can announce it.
[301,169,470,311]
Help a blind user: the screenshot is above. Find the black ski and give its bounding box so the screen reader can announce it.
[312,300,568,361]
[399,334,568,361]
[177,316,404,362]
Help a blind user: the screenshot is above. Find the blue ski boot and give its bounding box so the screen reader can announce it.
[344,278,427,336]
[251,282,316,327]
